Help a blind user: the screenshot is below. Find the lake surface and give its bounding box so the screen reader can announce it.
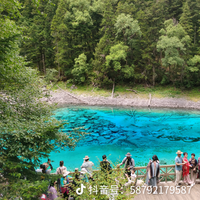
[44,106,200,172]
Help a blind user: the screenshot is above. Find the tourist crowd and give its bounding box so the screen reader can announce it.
[37,151,200,199]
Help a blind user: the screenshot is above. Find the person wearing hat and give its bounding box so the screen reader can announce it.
[60,170,71,199]
[175,150,186,186]
[117,152,135,176]
[81,155,94,178]
[100,155,112,174]
[79,168,89,183]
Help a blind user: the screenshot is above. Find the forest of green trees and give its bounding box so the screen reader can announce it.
[2,0,200,199]
[18,0,200,88]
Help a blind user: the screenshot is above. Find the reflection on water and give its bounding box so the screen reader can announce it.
[45,106,200,172]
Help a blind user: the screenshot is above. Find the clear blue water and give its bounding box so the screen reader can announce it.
[43,106,200,172]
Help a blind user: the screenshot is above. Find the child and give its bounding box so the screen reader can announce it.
[124,168,144,187]
[124,168,137,187]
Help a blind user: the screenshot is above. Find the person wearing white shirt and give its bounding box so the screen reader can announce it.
[124,168,144,187]
[81,155,94,178]
[56,161,67,192]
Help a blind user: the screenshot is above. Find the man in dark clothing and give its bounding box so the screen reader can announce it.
[100,155,112,174]
[117,152,135,177]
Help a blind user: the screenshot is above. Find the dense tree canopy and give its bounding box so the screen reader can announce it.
[16,0,200,88]
[2,0,200,198]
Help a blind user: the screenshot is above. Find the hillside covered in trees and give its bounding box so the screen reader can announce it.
[18,0,200,88]
[2,0,200,198]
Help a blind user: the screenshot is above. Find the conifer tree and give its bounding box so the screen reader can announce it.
[179,1,193,40]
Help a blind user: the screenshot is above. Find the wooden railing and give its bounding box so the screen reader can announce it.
[134,165,176,182]
[66,164,176,182]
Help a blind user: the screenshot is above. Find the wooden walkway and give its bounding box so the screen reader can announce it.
[134,181,200,200]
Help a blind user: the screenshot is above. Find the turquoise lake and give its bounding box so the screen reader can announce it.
[43,106,200,172]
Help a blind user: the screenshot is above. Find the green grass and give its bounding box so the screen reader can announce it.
[49,82,200,101]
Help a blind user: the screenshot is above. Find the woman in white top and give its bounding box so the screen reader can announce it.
[56,161,67,174]
[56,161,67,192]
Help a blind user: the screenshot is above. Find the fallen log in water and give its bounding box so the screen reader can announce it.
[126,89,137,94]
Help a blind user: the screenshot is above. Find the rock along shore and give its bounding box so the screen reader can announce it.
[44,90,200,110]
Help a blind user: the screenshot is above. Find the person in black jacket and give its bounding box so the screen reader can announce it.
[189,153,198,185]
[100,155,112,174]
[117,152,135,177]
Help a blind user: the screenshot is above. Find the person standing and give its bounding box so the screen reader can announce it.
[117,152,135,176]
[43,159,53,174]
[81,156,94,178]
[35,164,46,174]
[182,152,193,185]
[175,150,185,186]
[60,170,71,199]
[189,153,198,185]
[74,168,80,182]
[56,161,67,193]
[100,155,112,174]
[48,181,58,200]
[198,156,200,180]
[146,155,160,194]
[79,168,89,183]
[56,161,67,174]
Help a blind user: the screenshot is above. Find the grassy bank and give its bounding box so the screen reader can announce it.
[49,82,200,102]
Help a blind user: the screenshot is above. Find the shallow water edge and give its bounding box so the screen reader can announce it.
[44,105,200,172]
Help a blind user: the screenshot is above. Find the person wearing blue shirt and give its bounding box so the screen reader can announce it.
[60,170,71,199]
[175,150,186,186]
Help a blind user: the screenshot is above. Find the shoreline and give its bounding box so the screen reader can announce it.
[45,90,200,110]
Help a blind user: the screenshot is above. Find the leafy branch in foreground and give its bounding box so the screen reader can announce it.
[0,1,86,199]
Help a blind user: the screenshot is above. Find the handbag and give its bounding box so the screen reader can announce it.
[193,168,197,173]
[61,187,68,194]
